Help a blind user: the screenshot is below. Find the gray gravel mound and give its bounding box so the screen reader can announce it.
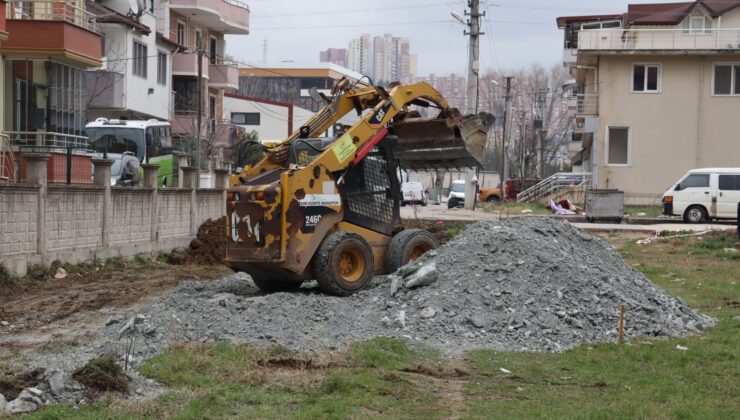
[95,217,712,357]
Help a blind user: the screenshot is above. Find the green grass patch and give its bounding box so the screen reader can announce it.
[479,202,550,215]
[624,205,663,218]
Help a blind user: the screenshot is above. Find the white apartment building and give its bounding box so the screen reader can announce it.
[86,0,177,121]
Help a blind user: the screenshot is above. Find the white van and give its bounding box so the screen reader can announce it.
[401,181,427,206]
[662,168,740,223]
[447,180,466,208]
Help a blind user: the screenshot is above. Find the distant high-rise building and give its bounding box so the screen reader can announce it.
[346,33,415,83]
[416,73,467,111]
[319,48,348,68]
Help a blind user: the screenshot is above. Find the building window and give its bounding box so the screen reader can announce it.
[231,112,260,125]
[195,29,203,50]
[133,41,148,78]
[632,64,660,92]
[157,52,167,85]
[606,126,630,166]
[683,10,711,34]
[713,64,740,95]
[176,22,186,46]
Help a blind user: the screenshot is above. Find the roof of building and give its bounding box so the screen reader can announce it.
[85,1,150,34]
[557,0,740,27]
[238,62,365,81]
[556,14,623,28]
[224,93,294,108]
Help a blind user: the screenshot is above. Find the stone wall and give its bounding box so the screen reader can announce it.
[0,155,227,276]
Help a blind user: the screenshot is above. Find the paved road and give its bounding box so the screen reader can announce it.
[400,205,736,233]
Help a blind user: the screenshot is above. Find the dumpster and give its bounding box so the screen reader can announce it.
[585,189,624,223]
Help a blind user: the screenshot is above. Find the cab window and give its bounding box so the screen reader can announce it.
[679,174,709,189]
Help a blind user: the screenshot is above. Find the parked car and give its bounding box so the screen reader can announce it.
[479,177,541,202]
[92,152,142,187]
[401,181,428,206]
[447,180,466,208]
[662,168,740,223]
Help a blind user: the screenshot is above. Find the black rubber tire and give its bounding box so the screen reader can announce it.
[486,196,500,203]
[447,198,460,209]
[385,229,439,274]
[401,201,407,207]
[421,200,428,207]
[313,232,375,296]
[250,274,303,293]
[684,205,708,224]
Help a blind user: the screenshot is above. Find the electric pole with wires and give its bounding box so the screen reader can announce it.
[459,0,484,115]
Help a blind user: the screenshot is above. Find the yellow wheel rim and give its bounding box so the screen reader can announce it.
[339,249,365,283]
[409,244,432,262]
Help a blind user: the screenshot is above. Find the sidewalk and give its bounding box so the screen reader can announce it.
[399,205,736,233]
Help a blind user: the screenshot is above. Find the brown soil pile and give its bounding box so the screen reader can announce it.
[187,216,227,265]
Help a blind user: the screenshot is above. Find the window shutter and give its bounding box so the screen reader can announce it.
[682,18,690,33]
[705,17,711,33]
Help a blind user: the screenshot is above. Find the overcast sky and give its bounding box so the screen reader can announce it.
[226,0,654,75]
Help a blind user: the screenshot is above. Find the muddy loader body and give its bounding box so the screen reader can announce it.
[226,80,494,294]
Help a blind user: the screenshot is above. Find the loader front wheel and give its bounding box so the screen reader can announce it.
[250,274,303,293]
[313,232,375,296]
[385,229,438,274]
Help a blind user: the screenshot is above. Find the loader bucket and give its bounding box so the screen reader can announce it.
[392,112,495,170]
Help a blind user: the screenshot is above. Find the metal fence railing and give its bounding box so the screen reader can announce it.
[13,145,94,185]
[7,0,100,33]
[517,172,592,203]
[578,28,740,51]
[4,131,90,149]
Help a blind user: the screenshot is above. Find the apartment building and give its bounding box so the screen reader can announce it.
[85,0,178,121]
[416,73,467,111]
[558,0,740,204]
[2,0,103,142]
[346,33,416,84]
[319,48,348,69]
[168,0,248,149]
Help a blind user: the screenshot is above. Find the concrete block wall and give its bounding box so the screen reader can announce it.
[0,156,228,276]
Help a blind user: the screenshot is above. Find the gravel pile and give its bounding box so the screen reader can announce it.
[7,217,715,408]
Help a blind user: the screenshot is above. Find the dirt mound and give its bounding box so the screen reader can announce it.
[72,355,128,394]
[188,217,227,265]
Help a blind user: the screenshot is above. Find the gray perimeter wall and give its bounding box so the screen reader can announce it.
[0,183,225,276]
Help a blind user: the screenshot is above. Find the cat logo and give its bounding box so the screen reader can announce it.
[369,103,391,125]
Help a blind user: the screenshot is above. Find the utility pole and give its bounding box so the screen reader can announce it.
[196,48,203,188]
[455,0,484,210]
[501,76,513,200]
[463,0,483,115]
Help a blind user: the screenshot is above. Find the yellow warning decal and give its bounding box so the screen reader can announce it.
[332,133,356,163]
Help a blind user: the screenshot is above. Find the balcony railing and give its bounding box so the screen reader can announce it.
[578,28,740,51]
[570,94,598,115]
[6,0,99,33]
[5,131,89,149]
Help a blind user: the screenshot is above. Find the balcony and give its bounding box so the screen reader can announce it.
[570,94,598,116]
[577,28,740,52]
[2,0,102,66]
[170,0,249,34]
[209,62,238,90]
[172,52,210,78]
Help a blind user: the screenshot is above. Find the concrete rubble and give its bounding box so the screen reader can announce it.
[3,217,715,408]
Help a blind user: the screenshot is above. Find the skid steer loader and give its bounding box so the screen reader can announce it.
[226,79,494,295]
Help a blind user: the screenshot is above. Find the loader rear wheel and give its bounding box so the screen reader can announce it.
[313,232,374,296]
[250,274,303,293]
[385,229,438,274]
